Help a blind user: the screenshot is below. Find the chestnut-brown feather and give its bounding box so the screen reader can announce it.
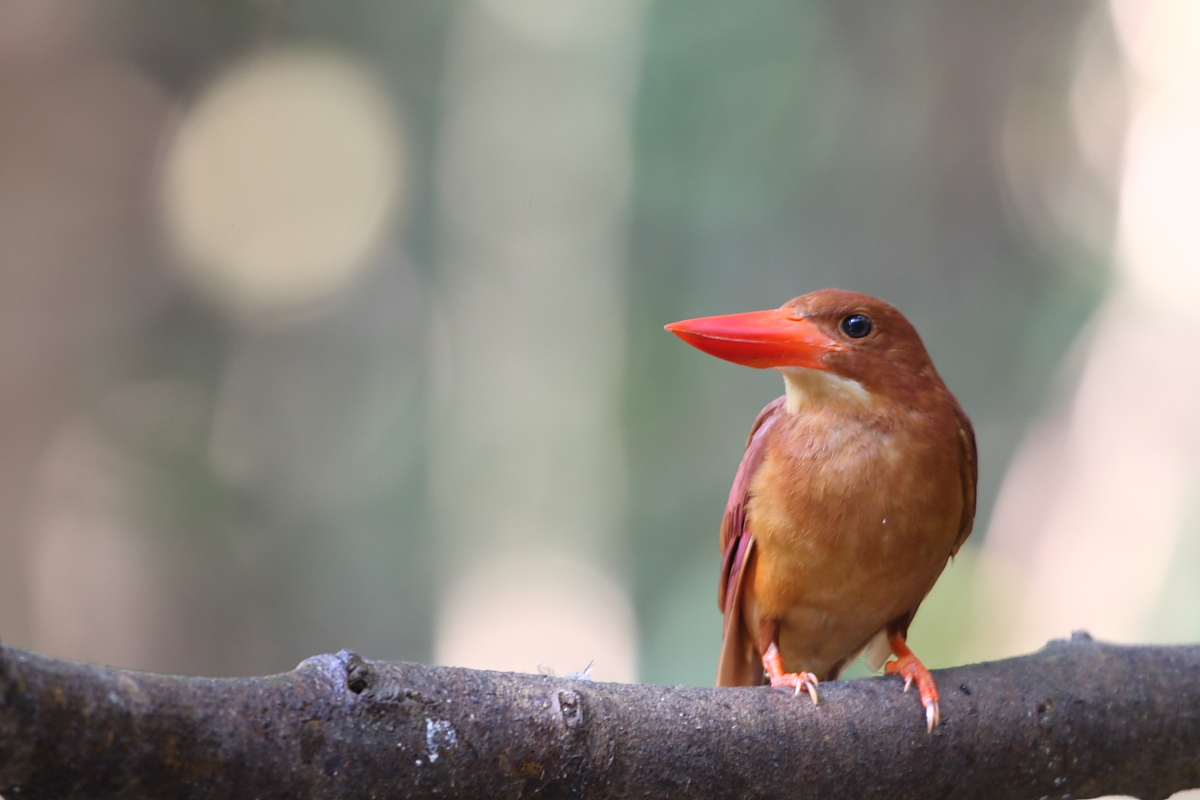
[714,289,977,687]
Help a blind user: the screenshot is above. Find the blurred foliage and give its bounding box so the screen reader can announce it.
[3,0,1150,686]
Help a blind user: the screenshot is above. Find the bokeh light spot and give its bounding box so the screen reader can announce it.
[434,553,638,683]
[161,46,405,320]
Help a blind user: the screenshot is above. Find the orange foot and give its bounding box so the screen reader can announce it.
[885,633,940,732]
[762,642,819,704]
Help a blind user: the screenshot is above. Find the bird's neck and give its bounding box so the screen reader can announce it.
[780,368,870,414]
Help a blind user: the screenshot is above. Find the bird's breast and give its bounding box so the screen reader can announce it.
[744,403,964,665]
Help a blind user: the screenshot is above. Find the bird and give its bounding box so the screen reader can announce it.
[665,288,977,731]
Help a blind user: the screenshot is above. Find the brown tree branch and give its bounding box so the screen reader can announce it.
[1,632,1198,799]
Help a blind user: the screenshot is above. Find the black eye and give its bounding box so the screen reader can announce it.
[840,314,873,338]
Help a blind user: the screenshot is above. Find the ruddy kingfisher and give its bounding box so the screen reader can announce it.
[666,288,977,730]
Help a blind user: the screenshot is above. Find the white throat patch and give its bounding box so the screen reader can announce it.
[780,367,870,413]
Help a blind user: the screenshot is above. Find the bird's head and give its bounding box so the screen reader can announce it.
[665,288,945,410]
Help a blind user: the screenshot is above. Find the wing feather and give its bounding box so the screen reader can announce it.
[718,396,786,611]
[716,396,786,686]
[886,401,979,648]
[950,405,978,556]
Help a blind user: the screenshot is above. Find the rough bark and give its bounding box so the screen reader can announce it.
[1,632,1197,799]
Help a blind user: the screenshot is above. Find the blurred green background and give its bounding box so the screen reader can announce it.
[1,0,1198,691]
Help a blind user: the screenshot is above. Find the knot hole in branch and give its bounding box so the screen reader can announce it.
[344,654,373,695]
[556,689,584,731]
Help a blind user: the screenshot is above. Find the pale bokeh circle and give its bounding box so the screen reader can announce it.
[162,46,405,319]
[435,553,639,683]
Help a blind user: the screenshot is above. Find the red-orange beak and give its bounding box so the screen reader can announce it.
[665,307,845,370]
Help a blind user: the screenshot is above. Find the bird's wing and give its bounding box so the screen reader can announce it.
[718,395,785,612]
[950,404,978,556]
[884,402,980,649]
[716,395,786,687]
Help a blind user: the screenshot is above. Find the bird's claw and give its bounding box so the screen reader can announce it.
[769,671,820,704]
[886,650,940,732]
[761,642,819,704]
